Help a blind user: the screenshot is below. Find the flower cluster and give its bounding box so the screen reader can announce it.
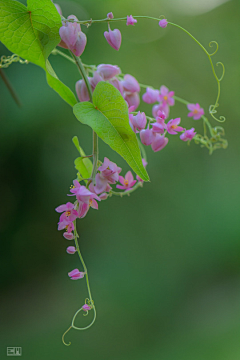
[56,157,146,244]
[76,64,141,111]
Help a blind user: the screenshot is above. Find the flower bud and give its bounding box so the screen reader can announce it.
[140,126,154,145]
[97,64,121,80]
[124,92,140,110]
[59,15,87,57]
[99,192,109,200]
[63,232,74,240]
[82,304,92,311]
[76,79,90,102]
[152,118,166,134]
[126,15,137,26]
[131,111,147,131]
[107,12,114,19]
[109,78,124,95]
[152,103,169,119]
[122,74,140,93]
[104,28,122,51]
[74,31,87,57]
[151,134,168,152]
[68,269,85,280]
[159,19,168,28]
[66,246,77,254]
[142,87,159,104]
[89,72,103,90]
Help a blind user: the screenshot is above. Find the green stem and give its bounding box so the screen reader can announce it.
[52,48,75,64]
[70,52,99,182]
[110,182,143,197]
[71,51,93,102]
[72,224,96,329]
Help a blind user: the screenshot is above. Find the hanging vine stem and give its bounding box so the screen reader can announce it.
[62,222,96,346]
[62,15,226,123]
[167,22,225,123]
[62,53,98,346]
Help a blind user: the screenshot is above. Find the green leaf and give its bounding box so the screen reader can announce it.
[0,0,61,68]
[46,60,77,107]
[72,136,93,178]
[74,157,91,180]
[73,82,149,182]
[0,0,77,106]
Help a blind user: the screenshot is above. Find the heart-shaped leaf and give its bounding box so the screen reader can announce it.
[0,0,77,106]
[73,82,149,182]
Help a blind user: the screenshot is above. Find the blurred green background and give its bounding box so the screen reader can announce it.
[1,0,240,359]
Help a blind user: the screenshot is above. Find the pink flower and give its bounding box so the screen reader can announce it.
[55,202,78,222]
[97,64,121,80]
[76,73,103,102]
[122,75,140,93]
[57,218,74,231]
[77,196,99,218]
[89,72,104,91]
[95,158,121,194]
[159,85,175,106]
[180,128,196,141]
[89,183,109,200]
[152,117,166,134]
[59,15,87,56]
[142,87,160,104]
[66,246,77,254]
[166,118,184,135]
[68,269,85,280]
[124,92,140,111]
[187,103,204,120]
[104,27,122,51]
[140,126,154,145]
[129,111,147,132]
[152,103,169,119]
[69,180,100,204]
[82,304,92,311]
[126,15,137,26]
[156,110,167,120]
[116,171,137,190]
[159,19,168,28]
[109,78,124,95]
[136,158,148,182]
[107,12,114,19]
[151,134,169,152]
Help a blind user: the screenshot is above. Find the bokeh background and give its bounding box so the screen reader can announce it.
[1,0,240,359]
